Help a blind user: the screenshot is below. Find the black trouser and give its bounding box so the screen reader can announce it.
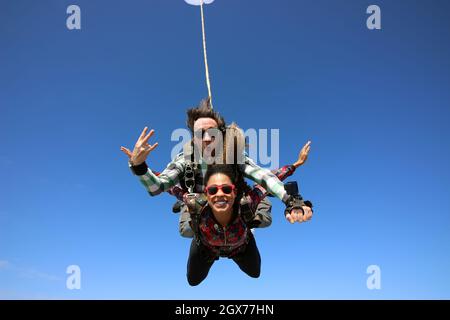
[186,233,261,286]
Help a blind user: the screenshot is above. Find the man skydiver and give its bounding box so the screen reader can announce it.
[120,98,312,228]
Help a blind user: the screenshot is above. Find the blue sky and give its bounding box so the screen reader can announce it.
[1,0,450,299]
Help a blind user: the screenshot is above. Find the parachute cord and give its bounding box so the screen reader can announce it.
[200,1,214,109]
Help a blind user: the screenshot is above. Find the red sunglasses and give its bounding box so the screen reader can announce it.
[204,184,235,196]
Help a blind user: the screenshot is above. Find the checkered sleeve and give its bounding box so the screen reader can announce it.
[136,154,185,196]
[241,156,288,202]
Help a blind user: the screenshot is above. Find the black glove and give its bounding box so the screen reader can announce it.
[284,195,305,217]
[303,200,313,209]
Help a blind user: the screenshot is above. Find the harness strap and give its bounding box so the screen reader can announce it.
[185,193,207,245]
[239,197,256,225]
[184,160,196,194]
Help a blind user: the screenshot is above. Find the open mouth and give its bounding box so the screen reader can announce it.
[212,198,229,209]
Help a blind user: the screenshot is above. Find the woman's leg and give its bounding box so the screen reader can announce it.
[186,239,215,286]
[231,234,261,278]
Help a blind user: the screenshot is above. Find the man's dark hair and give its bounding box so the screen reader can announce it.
[186,97,226,134]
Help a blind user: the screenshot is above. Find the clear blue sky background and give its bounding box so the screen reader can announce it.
[1,0,450,299]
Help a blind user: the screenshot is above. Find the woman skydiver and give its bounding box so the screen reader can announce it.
[186,163,313,286]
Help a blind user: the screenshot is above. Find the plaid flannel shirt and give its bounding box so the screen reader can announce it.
[130,152,289,202]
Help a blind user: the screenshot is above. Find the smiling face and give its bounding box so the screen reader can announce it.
[205,173,236,216]
[193,117,218,154]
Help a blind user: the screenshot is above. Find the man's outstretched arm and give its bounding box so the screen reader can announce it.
[241,156,289,202]
[121,127,184,196]
[129,156,184,196]
[242,155,313,224]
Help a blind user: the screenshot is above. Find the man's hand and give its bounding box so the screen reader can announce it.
[285,206,313,224]
[120,127,158,166]
[293,141,311,168]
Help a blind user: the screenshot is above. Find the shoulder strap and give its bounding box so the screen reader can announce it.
[185,193,207,244]
[184,160,196,194]
[239,197,256,225]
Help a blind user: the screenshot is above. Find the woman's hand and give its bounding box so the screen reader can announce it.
[293,141,311,168]
[120,127,158,166]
